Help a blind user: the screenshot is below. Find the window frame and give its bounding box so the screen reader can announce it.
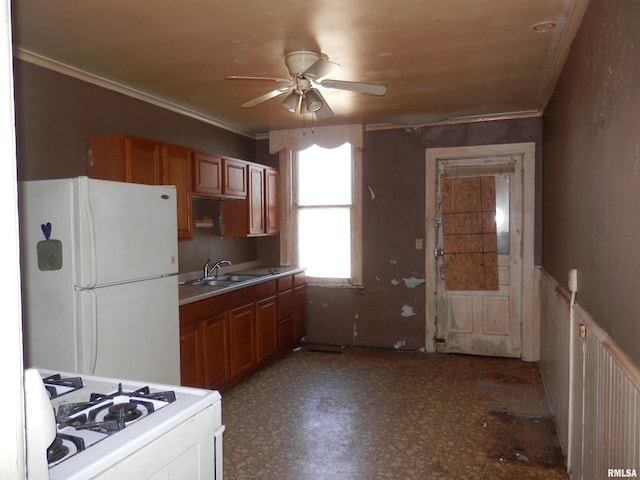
[278,145,362,286]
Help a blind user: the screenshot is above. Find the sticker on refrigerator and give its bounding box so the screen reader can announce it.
[37,222,62,271]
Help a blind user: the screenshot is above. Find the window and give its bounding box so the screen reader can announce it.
[292,143,362,285]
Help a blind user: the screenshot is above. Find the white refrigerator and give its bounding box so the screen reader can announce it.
[19,177,181,385]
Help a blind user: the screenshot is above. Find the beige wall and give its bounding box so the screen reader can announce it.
[542,0,640,367]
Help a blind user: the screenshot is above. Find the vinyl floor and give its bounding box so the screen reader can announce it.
[221,344,568,480]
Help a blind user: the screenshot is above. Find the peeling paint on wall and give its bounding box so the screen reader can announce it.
[402,277,426,289]
[394,340,406,350]
[390,279,400,286]
[389,259,397,264]
[401,305,415,317]
[321,303,330,308]
[353,322,358,343]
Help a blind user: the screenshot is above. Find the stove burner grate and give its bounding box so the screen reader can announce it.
[43,374,84,399]
[89,383,177,404]
[47,436,69,464]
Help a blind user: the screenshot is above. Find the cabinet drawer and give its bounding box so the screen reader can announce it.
[277,275,293,292]
[180,295,227,326]
[278,290,293,320]
[255,279,277,299]
[294,272,306,287]
[228,286,254,308]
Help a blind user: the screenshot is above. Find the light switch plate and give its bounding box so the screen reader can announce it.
[568,268,578,293]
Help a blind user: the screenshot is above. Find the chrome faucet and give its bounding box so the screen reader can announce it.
[203,258,232,278]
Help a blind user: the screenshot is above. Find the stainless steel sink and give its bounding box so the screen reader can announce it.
[180,272,268,287]
[215,274,264,282]
[181,279,236,287]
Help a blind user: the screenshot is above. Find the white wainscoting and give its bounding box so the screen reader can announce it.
[539,268,640,479]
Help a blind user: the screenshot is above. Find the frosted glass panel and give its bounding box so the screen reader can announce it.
[495,174,510,254]
[298,143,351,205]
[298,208,351,278]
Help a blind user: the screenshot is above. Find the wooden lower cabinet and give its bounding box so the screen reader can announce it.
[179,273,306,391]
[179,322,201,388]
[257,299,278,363]
[228,302,255,378]
[202,312,227,389]
[179,295,228,390]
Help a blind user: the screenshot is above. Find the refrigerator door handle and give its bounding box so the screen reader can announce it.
[77,288,99,374]
[77,177,99,288]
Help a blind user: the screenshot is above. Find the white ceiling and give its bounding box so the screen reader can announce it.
[11,0,588,138]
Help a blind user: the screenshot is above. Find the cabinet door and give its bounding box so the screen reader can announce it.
[277,289,294,351]
[256,296,277,363]
[265,167,279,235]
[180,322,202,388]
[228,303,255,379]
[293,285,307,342]
[248,164,265,235]
[193,152,222,196]
[126,136,162,185]
[223,158,247,198]
[202,312,228,390]
[162,144,193,241]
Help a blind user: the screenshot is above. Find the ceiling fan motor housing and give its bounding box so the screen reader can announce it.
[285,51,321,76]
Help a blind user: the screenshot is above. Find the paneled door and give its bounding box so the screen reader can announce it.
[425,144,536,359]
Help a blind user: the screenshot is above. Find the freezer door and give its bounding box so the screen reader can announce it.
[75,177,178,288]
[76,275,180,385]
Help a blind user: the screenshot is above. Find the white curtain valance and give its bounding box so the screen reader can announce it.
[268,124,363,154]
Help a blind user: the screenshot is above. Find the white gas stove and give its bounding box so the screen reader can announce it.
[25,368,224,480]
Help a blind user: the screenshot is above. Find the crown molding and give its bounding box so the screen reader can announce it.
[13,48,258,140]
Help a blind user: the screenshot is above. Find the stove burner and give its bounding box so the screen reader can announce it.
[105,402,142,423]
[47,436,69,464]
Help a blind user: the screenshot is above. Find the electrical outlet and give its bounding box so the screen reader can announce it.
[415,238,423,250]
[578,324,586,339]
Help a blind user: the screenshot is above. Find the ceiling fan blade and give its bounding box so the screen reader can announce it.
[314,101,334,120]
[303,58,340,81]
[226,75,292,84]
[320,79,387,96]
[241,86,292,108]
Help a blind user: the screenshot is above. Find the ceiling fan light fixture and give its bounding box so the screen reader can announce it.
[304,89,323,112]
[281,91,300,113]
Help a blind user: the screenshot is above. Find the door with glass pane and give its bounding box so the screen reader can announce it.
[433,156,523,357]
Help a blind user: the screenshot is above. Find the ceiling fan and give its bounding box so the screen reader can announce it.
[226,51,387,120]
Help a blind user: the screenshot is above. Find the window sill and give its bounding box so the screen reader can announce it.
[306,280,364,290]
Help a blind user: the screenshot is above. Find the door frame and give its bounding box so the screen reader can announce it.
[425,143,537,361]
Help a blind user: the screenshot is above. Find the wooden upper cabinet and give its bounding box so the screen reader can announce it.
[193,151,222,196]
[193,153,248,199]
[127,136,162,185]
[88,133,193,241]
[161,144,193,241]
[223,157,248,198]
[265,167,279,235]
[248,164,265,235]
[220,163,279,237]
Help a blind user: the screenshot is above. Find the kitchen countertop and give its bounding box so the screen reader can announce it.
[178,265,305,306]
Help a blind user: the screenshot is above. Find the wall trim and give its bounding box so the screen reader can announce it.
[13,48,257,140]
